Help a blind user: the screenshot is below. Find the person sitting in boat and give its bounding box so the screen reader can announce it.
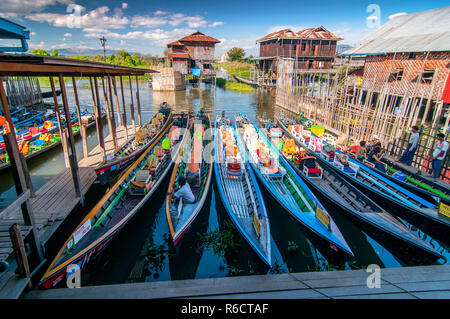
[170,176,196,204]
[218,111,228,126]
[159,102,170,117]
[356,141,367,161]
[369,135,381,152]
[367,146,386,173]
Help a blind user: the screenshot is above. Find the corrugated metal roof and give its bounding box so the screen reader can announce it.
[257,26,343,42]
[343,6,450,55]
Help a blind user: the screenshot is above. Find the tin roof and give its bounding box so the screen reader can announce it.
[178,31,220,43]
[343,6,450,55]
[257,26,342,42]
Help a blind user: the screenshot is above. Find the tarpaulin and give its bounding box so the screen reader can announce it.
[191,68,201,77]
[442,74,450,104]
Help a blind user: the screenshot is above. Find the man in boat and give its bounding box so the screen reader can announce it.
[431,133,449,179]
[398,125,419,166]
[218,111,228,126]
[367,146,386,173]
[159,102,170,117]
[356,141,367,161]
[170,176,196,204]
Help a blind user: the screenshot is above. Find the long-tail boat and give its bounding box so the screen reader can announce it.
[166,112,213,245]
[39,113,190,289]
[235,116,353,258]
[95,105,173,184]
[214,115,272,266]
[275,116,450,246]
[258,120,443,263]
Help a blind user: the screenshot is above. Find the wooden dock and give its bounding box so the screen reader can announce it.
[0,124,137,263]
[23,264,450,299]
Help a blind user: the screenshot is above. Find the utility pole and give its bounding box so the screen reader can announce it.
[100,36,107,62]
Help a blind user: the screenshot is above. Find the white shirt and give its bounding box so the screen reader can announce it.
[408,132,419,151]
[433,141,449,160]
[174,183,195,203]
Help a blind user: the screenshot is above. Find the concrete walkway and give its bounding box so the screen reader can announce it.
[24,264,450,299]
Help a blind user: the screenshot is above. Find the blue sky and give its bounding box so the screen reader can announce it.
[2,0,449,56]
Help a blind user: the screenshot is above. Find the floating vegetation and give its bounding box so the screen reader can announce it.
[197,221,242,256]
[287,241,299,253]
[144,233,174,277]
[268,260,288,275]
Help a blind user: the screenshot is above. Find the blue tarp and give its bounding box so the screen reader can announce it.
[191,68,202,76]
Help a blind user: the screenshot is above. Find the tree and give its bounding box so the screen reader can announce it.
[227,47,245,62]
[50,49,59,57]
[30,49,49,56]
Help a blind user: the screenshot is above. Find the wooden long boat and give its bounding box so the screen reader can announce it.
[39,113,190,289]
[0,111,102,173]
[214,115,272,266]
[95,106,173,184]
[235,116,353,257]
[275,116,450,246]
[259,121,443,263]
[166,113,213,245]
[232,75,276,88]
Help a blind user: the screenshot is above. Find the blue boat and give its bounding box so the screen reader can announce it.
[235,116,353,257]
[214,115,272,266]
[259,120,444,263]
[275,116,450,246]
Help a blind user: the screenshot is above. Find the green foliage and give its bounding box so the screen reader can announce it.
[216,79,254,93]
[227,47,245,62]
[50,49,59,57]
[30,49,49,56]
[287,241,299,253]
[197,221,242,256]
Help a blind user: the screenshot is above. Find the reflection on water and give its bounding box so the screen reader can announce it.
[1,82,448,287]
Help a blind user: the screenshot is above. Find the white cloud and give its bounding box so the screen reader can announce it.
[131,15,167,28]
[2,0,71,16]
[389,12,407,20]
[30,32,36,36]
[209,21,224,27]
[267,25,306,34]
[29,41,46,49]
[155,10,169,16]
[64,32,72,37]
[121,3,128,9]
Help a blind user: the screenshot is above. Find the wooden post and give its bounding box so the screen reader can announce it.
[135,76,142,127]
[9,224,31,286]
[129,75,137,134]
[110,76,122,127]
[92,77,106,159]
[50,76,70,168]
[58,73,83,204]
[119,76,128,141]
[102,76,118,150]
[72,77,88,158]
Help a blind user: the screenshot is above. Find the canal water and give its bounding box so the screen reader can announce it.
[0,80,448,286]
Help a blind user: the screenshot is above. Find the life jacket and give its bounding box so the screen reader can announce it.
[19,140,30,154]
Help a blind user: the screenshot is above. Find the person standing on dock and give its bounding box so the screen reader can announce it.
[398,126,419,166]
[431,133,449,179]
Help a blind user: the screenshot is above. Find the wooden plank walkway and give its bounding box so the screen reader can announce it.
[0,124,138,262]
[23,264,450,299]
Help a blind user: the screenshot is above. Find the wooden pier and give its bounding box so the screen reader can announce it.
[23,264,450,299]
[0,55,156,298]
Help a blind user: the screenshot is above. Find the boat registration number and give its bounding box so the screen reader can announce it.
[438,202,450,219]
[315,206,331,231]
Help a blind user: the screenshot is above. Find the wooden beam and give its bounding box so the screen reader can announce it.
[58,73,83,204]
[129,75,136,134]
[72,77,88,158]
[135,76,142,127]
[50,76,70,167]
[9,224,31,287]
[102,76,118,150]
[92,77,106,159]
[119,76,128,141]
[0,190,30,218]
[110,75,122,127]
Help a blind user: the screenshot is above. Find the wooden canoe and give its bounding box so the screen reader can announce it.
[39,113,190,289]
[166,114,214,245]
[214,115,272,266]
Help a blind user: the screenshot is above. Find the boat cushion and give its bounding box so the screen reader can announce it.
[131,181,146,188]
[308,168,322,174]
[135,170,150,182]
[344,167,355,174]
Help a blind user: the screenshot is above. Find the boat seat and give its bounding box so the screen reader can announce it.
[135,170,150,183]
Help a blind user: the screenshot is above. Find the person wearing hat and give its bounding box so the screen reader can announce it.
[399,126,420,166]
[431,133,449,179]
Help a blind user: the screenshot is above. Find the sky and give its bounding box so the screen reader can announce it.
[1,0,449,57]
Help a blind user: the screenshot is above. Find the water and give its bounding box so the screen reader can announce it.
[0,81,448,286]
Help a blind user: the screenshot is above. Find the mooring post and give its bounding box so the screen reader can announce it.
[135,76,142,127]
[92,77,106,160]
[102,76,118,150]
[119,76,128,141]
[129,75,137,134]
[110,75,122,127]
[72,77,88,158]
[9,224,31,287]
[50,76,70,168]
[58,73,83,204]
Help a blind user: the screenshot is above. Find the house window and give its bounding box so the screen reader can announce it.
[388,68,404,82]
[413,69,434,84]
[409,52,417,59]
[203,64,211,69]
